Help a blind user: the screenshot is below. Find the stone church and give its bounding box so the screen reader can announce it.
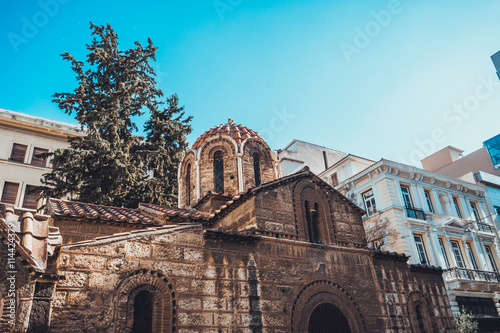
[0,121,456,332]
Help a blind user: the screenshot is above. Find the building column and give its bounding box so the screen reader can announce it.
[237,156,243,193]
[195,161,201,200]
[414,184,425,211]
[446,236,458,268]
[428,228,444,267]
[471,234,488,271]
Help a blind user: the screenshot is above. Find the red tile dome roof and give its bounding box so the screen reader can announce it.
[191,119,263,150]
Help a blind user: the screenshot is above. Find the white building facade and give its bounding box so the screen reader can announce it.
[277,139,347,176]
[0,108,82,211]
[320,157,500,331]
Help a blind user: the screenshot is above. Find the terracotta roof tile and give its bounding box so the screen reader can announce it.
[48,199,159,226]
[191,120,263,150]
[139,203,211,221]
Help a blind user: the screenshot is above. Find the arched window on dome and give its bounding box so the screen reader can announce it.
[253,152,261,186]
[214,151,224,193]
[185,163,191,206]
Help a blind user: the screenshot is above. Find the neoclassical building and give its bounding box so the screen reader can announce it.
[1,121,455,332]
[319,156,500,331]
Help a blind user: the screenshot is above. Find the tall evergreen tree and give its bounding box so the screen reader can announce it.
[41,23,191,207]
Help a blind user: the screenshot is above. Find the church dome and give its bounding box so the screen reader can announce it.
[179,119,277,210]
[191,119,262,150]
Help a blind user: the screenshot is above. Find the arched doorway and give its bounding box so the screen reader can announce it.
[308,303,351,333]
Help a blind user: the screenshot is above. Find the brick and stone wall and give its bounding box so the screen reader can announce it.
[198,138,239,197]
[215,177,367,248]
[47,226,454,332]
[241,139,275,189]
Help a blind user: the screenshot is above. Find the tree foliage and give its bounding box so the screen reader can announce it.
[454,307,479,333]
[41,23,192,208]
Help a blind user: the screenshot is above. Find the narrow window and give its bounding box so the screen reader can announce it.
[1,182,19,205]
[186,164,191,206]
[362,189,377,216]
[22,185,40,210]
[438,238,450,268]
[401,186,414,209]
[31,147,49,167]
[470,202,481,221]
[330,172,338,187]
[252,153,261,186]
[132,290,153,333]
[424,190,434,213]
[414,235,429,265]
[484,245,498,272]
[10,143,27,163]
[453,197,462,218]
[322,151,328,170]
[466,242,478,270]
[415,305,426,333]
[213,151,224,193]
[305,201,321,244]
[450,241,466,268]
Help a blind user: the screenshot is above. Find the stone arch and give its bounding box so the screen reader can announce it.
[292,179,336,244]
[407,291,436,333]
[241,138,276,189]
[112,270,176,333]
[179,150,196,208]
[198,137,239,196]
[291,280,365,333]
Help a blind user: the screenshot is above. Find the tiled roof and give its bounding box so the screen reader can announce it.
[192,120,263,149]
[48,198,159,226]
[139,203,212,221]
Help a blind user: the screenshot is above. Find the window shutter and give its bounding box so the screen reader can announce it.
[1,182,19,205]
[31,147,49,167]
[22,185,40,209]
[10,143,27,162]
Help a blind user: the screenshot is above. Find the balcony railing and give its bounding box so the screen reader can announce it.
[405,207,426,220]
[443,267,500,283]
[475,222,493,233]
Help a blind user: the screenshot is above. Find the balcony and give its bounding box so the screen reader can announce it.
[443,267,500,283]
[405,207,426,220]
[475,221,493,233]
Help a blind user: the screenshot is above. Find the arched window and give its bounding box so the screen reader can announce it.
[305,201,321,244]
[308,303,351,333]
[133,290,154,333]
[253,152,261,186]
[415,305,426,333]
[214,151,224,193]
[186,163,191,206]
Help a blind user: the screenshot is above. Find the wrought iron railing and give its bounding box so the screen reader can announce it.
[443,267,500,283]
[475,222,493,233]
[405,207,426,220]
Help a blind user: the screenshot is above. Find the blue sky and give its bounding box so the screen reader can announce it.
[1,0,500,167]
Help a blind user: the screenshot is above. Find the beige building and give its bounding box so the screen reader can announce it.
[0,108,83,210]
[422,140,500,235]
[319,156,500,331]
